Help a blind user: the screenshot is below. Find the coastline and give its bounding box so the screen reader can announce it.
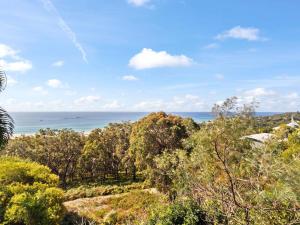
[12,131,92,138]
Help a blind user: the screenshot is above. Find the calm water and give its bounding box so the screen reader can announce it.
[10,112,276,134]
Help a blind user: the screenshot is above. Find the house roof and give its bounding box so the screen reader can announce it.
[243,133,274,143]
[274,115,299,130]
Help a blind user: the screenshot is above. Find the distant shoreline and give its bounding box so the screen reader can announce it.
[10,112,281,135]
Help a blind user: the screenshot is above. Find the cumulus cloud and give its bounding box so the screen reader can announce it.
[122,75,138,81]
[0,60,32,72]
[0,44,17,58]
[0,44,32,73]
[243,88,275,98]
[32,86,48,95]
[103,100,122,110]
[0,60,32,73]
[286,92,299,99]
[215,26,262,41]
[47,79,63,88]
[40,0,87,63]
[129,48,193,69]
[74,95,101,105]
[52,60,64,67]
[203,43,219,49]
[128,0,151,7]
[7,76,17,86]
[134,94,205,111]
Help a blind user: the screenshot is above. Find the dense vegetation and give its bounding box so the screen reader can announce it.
[255,112,300,132]
[1,96,300,224]
[0,157,64,225]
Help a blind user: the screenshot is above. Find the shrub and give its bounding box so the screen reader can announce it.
[0,157,65,225]
[147,200,209,225]
[64,182,146,201]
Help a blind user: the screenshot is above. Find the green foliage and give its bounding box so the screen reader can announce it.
[64,181,147,201]
[4,129,85,186]
[170,99,300,224]
[0,157,64,225]
[63,190,167,224]
[2,107,299,224]
[79,122,133,182]
[129,112,189,173]
[255,112,300,133]
[147,200,208,225]
[149,150,188,198]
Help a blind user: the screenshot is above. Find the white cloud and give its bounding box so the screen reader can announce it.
[215,73,224,80]
[0,44,17,58]
[122,75,138,81]
[7,76,17,86]
[74,95,101,105]
[0,60,32,73]
[286,92,299,100]
[185,94,200,101]
[243,88,275,98]
[133,94,205,111]
[134,100,165,111]
[128,0,151,7]
[52,60,64,67]
[203,43,219,49]
[103,100,122,110]
[129,48,193,69]
[65,90,77,96]
[47,79,63,88]
[40,0,87,63]
[235,88,300,111]
[0,44,32,73]
[32,86,48,95]
[215,26,262,41]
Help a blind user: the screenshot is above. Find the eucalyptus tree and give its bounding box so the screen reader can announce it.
[129,112,189,181]
[173,98,299,224]
[80,122,132,181]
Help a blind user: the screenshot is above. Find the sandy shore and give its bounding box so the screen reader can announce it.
[12,131,92,138]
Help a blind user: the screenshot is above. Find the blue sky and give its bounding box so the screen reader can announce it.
[1,0,300,112]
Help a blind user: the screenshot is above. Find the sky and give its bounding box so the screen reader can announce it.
[1,0,300,112]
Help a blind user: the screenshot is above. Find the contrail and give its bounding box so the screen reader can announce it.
[40,0,88,63]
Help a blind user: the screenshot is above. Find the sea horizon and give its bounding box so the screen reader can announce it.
[10,111,280,135]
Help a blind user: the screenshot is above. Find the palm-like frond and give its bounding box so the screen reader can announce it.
[0,107,14,147]
[0,69,7,92]
[0,69,14,148]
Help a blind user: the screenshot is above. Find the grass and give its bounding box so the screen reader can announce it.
[64,180,148,201]
[64,189,167,224]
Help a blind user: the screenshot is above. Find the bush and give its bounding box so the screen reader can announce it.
[64,182,146,201]
[0,157,65,225]
[147,200,209,225]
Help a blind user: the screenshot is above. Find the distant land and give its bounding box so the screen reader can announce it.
[10,111,279,134]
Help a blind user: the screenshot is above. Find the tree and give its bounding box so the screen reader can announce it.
[0,157,64,225]
[173,98,299,224]
[80,122,132,181]
[4,129,85,187]
[0,69,14,149]
[149,150,188,199]
[129,112,189,175]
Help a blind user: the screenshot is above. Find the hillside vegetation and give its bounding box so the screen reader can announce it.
[1,98,299,224]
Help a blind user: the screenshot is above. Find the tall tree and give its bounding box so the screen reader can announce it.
[0,69,14,149]
[129,112,189,178]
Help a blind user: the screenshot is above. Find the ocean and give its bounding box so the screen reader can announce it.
[10,112,276,135]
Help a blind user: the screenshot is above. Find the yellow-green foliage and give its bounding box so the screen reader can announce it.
[0,157,65,225]
[64,190,167,224]
[64,182,147,201]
